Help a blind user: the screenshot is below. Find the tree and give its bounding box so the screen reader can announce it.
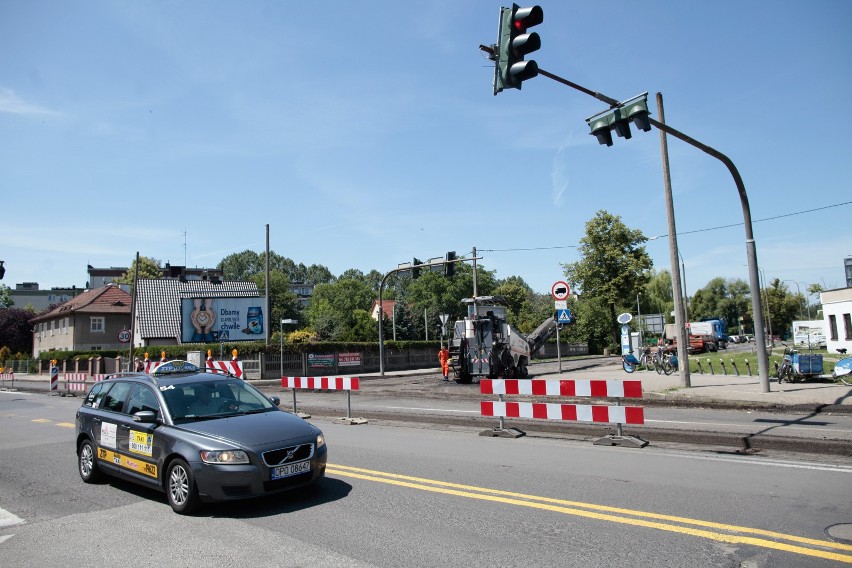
[0,284,12,309]
[249,270,302,329]
[762,279,801,340]
[115,256,162,284]
[305,278,375,341]
[642,269,673,323]
[0,308,36,355]
[562,211,652,346]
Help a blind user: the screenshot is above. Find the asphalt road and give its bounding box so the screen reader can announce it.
[2,389,851,567]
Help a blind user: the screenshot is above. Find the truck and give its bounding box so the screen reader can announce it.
[689,319,729,349]
[449,296,560,383]
[663,322,721,354]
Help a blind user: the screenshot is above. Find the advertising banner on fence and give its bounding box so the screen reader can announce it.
[308,353,335,368]
[338,352,362,367]
[180,297,266,343]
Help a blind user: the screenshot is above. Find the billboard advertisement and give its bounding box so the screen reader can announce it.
[180,297,266,343]
[792,320,826,347]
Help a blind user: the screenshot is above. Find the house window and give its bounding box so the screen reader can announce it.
[829,315,838,341]
[844,314,852,341]
[90,317,105,333]
[50,321,55,336]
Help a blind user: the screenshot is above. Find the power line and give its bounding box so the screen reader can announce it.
[481,200,851,253]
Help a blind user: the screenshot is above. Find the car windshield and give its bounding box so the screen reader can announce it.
[163,378,277,421]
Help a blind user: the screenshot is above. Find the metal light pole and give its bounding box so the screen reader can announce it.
[782,280,804,319]
[279,319,284,378]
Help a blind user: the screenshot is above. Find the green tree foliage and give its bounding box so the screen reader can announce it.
[0,284,12,309]
[0,308,36,354]
[218,250,335,285]
[688,277,751,333]
[305,278,375,341]
[492,276,553,334]
[762,279,803,339]
[249,270,302,328]
[642,270,673,322]
[562,211,652,345]
[115,256,162,284]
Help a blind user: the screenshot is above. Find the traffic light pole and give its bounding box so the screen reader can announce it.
[377,255,477,377]
[537,68,770,393]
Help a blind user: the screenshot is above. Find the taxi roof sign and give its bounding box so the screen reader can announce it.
[153,361,200,376]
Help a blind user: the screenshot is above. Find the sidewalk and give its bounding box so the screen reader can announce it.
[535,361,852,412]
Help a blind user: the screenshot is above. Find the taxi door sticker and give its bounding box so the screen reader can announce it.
[97,448,158,479]
[100,422,117,449]
[129,430,153,457]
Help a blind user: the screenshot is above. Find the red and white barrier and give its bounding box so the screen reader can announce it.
[480,378,647,447]
[91,374,106,382]
[206,359,244,379]
[0,372,14,389]
[281,376,360,390]
[481,379,642,399]
[480,400,644,424]
[65,373,89,392]
[280,376,365,424]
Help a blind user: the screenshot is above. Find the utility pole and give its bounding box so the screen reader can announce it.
[657,93,690,387]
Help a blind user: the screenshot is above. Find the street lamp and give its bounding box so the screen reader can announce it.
[782,280,807,320]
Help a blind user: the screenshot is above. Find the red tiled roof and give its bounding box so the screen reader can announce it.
[30,285,132,323]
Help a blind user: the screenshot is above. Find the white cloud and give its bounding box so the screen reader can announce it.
[0,88,60,116]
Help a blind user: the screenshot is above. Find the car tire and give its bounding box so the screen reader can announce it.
[78,439,104,483]
[166,458,201,514]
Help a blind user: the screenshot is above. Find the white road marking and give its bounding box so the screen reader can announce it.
[0,507,25,528]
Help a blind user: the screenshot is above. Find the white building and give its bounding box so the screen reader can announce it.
[820,287,852,354]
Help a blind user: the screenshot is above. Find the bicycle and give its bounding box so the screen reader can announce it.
[636,347,652,371]
[622,352,639,373]
[653,349,677,375]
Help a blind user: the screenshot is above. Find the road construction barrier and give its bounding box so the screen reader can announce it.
[480,378,647,447]
[0,372,14,390]
[65,373,89,393]
[50,367,59,391]
[205,359,244,379]
[281,376,365,425]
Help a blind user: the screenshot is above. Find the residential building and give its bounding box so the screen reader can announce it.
[10,282,81,312]
[29,284,132,357]
[820,287,852,354]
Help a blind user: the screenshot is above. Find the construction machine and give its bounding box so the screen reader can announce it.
[449,296,560,383]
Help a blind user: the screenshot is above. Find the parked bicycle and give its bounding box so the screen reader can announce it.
[622,351,640,373]
[653,349,678,375]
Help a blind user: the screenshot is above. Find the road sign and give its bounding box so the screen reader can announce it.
[118,329,131,343]
[557,309,572,324]
[554,300,567,310]
[617,313,633,324]
[551,281,570,300]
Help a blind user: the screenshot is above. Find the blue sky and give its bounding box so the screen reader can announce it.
[2,0,851,301]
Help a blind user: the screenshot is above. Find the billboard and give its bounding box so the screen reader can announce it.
[180,297,266,343]
[792,320,826,347]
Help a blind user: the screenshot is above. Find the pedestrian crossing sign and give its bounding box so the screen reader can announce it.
[557,309,573,324]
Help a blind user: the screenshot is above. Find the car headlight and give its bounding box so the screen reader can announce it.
[200,450,249,464]
[316,434,325,449]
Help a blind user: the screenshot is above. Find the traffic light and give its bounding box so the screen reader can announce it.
[412,258,422,279]
[586,93,652,147]
[0,261,4,280]
[444,251,456,277]
[494,4,543,95]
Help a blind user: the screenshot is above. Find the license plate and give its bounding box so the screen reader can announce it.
[271,460,311,480]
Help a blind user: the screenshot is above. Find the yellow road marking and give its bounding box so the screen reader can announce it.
[326,464,852,564]
[31,419,51,423]
[56,422,75,428]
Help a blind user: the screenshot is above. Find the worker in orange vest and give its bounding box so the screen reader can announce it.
[438,346,450,382]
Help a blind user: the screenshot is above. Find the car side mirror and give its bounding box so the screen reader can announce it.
[133,410,158,423]
[269,396,281,407]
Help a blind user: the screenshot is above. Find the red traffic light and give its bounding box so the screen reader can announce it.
[512,5,543,33]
